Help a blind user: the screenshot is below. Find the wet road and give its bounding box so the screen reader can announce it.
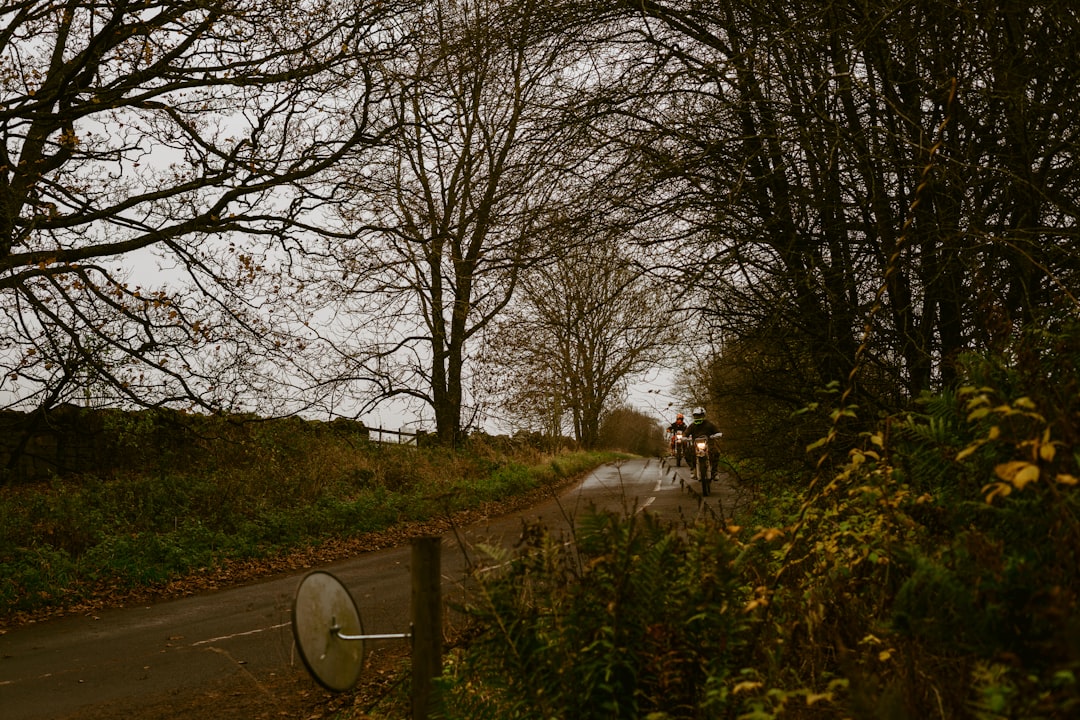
[0,456,744,719]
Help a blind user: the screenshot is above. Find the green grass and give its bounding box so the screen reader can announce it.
[0,432,624,622]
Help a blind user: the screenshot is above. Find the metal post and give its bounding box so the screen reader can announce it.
[411,536,442,720]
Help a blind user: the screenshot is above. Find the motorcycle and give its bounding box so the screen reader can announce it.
[690,432,723,496]
[671,430,687,466]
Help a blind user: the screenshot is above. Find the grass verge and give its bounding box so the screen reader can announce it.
[0,430,625,628]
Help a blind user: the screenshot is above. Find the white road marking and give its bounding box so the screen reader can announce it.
[632,466,667,513]
[191,622,290,647]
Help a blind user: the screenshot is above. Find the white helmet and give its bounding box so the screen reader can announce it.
[692,407,706,419]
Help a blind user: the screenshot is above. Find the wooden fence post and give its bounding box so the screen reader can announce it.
[411,536,442,720]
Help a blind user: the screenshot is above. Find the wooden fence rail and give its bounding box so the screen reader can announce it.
[370,426,425,447]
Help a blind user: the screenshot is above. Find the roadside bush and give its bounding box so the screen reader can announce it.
[749,321,1080,718]
[439,510,755,719]
[598,405,666,456]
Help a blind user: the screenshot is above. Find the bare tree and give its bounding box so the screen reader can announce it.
[0,0,403,414]
[485,237,680,448]
[316,0,593,443]
[563,0,1080,448]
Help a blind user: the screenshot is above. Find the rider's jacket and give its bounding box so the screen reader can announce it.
[685,418,719,438]
[668,421,687,434]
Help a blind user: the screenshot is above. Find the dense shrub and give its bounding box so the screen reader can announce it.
[749,321,1080,718]
[441,510,753,719]
[598,405,667,456]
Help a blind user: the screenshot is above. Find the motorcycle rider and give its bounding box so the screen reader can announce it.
[684,407,721,482]
[666,413,687,453]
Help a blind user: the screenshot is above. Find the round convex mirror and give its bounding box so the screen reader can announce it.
[292,570,366,692]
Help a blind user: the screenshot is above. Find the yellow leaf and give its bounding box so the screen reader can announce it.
[988,425,1000,440]
[1039,442,1056,462]
[744,586,770,612]
[983,482,1012,503]
[995,461,1033,484]
[733,681,763,694]
[752,527,785,542]
[744,598,767,612]
[806,691,833,705]
[878,649,893,662]
[1056,474,1079,486]
[1014,397,1037,411]
[1013,463,1040,489]
[956,444,980,461]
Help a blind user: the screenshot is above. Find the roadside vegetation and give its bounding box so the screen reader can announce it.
[349,323,1080,719]
[4,2,1078,718]
[0,423,626,626]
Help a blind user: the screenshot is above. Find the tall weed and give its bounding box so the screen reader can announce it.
[440,510,754,719]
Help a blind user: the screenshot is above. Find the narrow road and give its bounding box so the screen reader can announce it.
[0,457,746,719]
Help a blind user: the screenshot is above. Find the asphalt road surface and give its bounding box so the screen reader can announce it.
[0,456,747,719]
